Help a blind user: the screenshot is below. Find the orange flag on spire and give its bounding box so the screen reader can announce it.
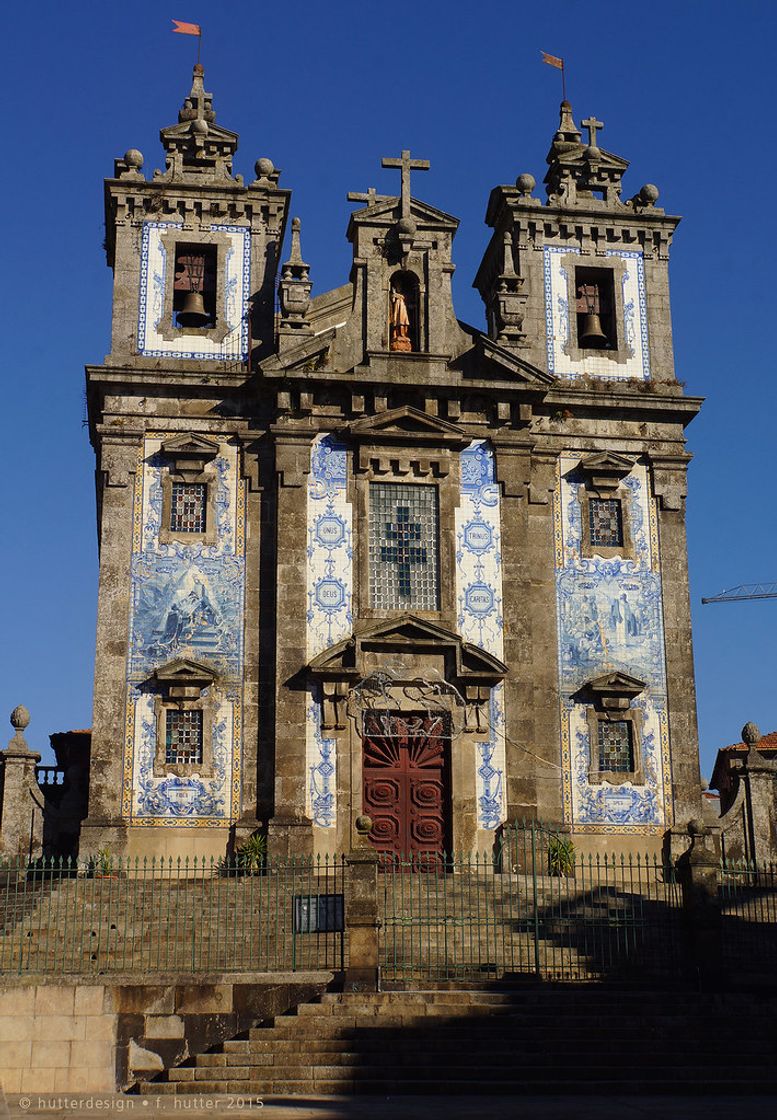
[541,51,564,70]
[172,19,201,36]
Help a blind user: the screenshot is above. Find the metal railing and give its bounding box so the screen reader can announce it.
[380,825,684,983]
[721,859,777,970]
[0,855,347,976]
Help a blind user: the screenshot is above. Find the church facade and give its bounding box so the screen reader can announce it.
[82,67,703,861]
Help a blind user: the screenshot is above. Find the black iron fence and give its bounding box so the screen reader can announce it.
[721,859,777,972]
[0,855,347,976]
[380,824,684,983]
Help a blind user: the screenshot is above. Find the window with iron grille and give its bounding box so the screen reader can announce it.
[597,720,634,773]
[170,482,207,533]
[369,483,439,611]
[588,497,624,548]
[165,709,203,766]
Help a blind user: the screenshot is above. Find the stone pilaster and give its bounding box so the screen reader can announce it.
[652,458,703,828]
[266,431,314,857]
[80,437,138,856]
[344,817,380,992]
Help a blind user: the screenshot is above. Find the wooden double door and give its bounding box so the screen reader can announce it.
[362,711,452,863]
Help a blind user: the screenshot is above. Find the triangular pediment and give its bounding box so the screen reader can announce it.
[586,671,646,697]
[152,658,217,686]
[579,451,635,474]
[161,120,239,148]
[475,335,555,386]
[161,434,220,457]
[348,406,465,440]
[308,613,507,685]
[349,196,459,232]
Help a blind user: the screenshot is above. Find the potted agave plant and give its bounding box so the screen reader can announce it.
[88,847,117,879]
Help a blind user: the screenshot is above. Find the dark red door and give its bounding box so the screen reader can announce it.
[362,711,451,864]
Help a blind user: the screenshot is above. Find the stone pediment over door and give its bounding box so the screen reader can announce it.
[307,614,507,732]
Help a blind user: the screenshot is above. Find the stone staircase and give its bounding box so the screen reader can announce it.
[138,987,777,1095]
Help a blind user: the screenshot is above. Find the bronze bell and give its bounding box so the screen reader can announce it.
[579,311,607,347]
[177,290,210,328]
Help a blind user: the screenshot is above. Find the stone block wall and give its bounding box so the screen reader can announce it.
[0,973,332,1094]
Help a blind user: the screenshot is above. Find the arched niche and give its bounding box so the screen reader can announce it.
[388,270,421,353]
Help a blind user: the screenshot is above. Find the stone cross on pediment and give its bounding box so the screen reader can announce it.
[581,116,604,150]
[347,187,392,206]
[381,149,430,219]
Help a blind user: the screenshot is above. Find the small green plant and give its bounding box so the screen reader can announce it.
[547,834,575,877]
[236,833,267,873]
[87,848,114,877]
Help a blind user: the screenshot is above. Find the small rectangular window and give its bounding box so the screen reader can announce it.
[173,243,217,329]
[589,497,623,548]
[575,267,616,350]
[165,709,203,766]
[170,482,207,533]
[598,720,634,773]
[369,483,439,611]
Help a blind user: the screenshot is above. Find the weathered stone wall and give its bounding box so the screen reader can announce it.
[0,973,332,1094]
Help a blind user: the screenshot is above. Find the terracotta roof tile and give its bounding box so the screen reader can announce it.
[721,730,777,753]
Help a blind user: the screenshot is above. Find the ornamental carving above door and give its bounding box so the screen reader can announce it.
[362,710,451,865]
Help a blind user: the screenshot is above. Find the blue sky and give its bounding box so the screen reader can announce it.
[2,0,775,781]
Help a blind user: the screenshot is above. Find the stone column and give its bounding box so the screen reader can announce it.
[344,816,380,992]
[678,819,723,987]
[0,707,43,861]
[266,431,314,857]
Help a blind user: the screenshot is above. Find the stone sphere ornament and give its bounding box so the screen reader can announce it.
[191,118,209,137]
[396,216,417,238]
[515,173,535,196]
[255,157,275,179]
[10,705,30,730]
[639,183,660,205]
[124,149,144,169]
[355,814,373,836]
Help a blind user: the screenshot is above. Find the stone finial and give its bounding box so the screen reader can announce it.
[515,173,535,199]
[355,814,373,836]
[545,101,629,208]
[7,705,35,756]
[252,157,281,187]
[742,721,762,747]
[10,705,30,731]
[278,217,313,341]
[114,148,145,180]
[485,229,527,349]
[159,65,239,181]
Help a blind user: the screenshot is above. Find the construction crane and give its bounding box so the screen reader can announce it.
[701,582,777,604]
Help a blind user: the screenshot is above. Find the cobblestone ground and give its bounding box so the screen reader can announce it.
[4,1095,777,1120]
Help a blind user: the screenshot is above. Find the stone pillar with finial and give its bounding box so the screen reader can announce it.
[343,815,380,992]
[278,217,313,349]
[731,721,777,866]
[0,706,43,861]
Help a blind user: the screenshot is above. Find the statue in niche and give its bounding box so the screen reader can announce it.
[389,280,414,349]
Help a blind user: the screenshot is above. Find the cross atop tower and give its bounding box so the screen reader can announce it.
[381,150,430,219]
[581,116,604,150]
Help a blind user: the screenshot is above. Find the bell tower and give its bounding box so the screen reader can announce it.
[82,68,290,859]
[473,102,704,838]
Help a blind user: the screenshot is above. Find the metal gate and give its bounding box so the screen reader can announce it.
[380,822,684,983]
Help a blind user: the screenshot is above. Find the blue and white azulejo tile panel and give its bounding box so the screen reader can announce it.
[137,222,251,360]
[455,441,506,831]
[305,435,353,827]
[122,437,245,826]
[554,455,671,831]
[543,247,650,381]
